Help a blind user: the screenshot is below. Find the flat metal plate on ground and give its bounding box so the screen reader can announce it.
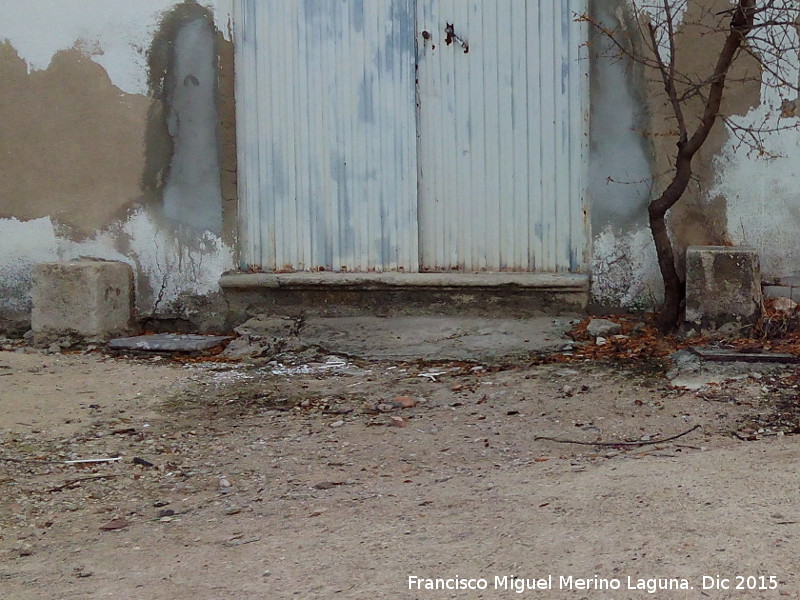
[108,334,232,353]
[689,346,800,364]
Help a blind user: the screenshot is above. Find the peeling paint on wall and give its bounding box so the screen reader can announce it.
[123,209,234,310]
[714,123,800,277]
[0,211,233,315]
[0,218,58,312]
[0,43,151,237]
[0,0,223,95]
[588,0,661,307]
[711,0,800,280]
[0,1,234,328]
[158,8,223,234]
[591,227,661,309]
[590,0,774,308]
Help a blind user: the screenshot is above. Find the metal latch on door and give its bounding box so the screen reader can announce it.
[421,23,469,54]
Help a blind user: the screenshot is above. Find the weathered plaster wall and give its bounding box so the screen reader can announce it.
[0,0,236,327]
[590,0,785,308]
[589,0,660,307]
[713,2,800,280]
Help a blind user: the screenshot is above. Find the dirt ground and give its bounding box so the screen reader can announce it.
[2,345,800,599]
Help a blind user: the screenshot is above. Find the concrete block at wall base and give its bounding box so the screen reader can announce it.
[31,260,135,338]
[684,246,762,332]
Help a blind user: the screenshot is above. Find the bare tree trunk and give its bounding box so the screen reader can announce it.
[648,0,756,332]
[649,157,691,332]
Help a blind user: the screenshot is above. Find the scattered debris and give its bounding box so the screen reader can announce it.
[99,518,130,531]
[391,396,417,409]
[418,371,447,382]
[773,297,798,314]
[63,457,121,465]
[313,481,345,490]
[690,346,800,364]
[108,334,233,353]
[223,536,261,547]
[49,474,119,493]
[585,318,622,338]
[534,425,701,448]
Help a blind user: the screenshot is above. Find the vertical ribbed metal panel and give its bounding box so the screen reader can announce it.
[416,0,588,272]
[234,0,419,272]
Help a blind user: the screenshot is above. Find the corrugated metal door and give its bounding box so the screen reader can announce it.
[416,0,588,272]
[234,0,419,272]
[234,0,587,273]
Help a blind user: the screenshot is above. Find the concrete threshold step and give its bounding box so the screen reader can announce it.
[220,272,589,318]
[220,272,588,291]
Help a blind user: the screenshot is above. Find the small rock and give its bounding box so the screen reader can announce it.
[773,296,798,313]
[595,337,608,346]
[450,384,464,392]
[224,506,241,515]
[376,403,394,413]
[586,318,622,338]
[390,416,407,428]
[562,385,574,397]
[329,420,345,428]
[15,542,34,556]
[157,509,175,518]
[392,396,417,409]
[99,518,130,531]
[47,342,61,354]
[218,477,232,488]
[313,481,337,490]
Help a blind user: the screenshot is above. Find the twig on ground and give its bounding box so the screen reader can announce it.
[534,425,701,447]
[2,456,122,465]
[48,474,119,493]
[64,457,122,465]
[1,457,66,465]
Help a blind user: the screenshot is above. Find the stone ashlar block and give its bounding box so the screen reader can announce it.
[31,260,135,338]
[684,246,762,330]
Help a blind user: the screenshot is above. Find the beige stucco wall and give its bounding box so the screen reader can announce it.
[0,0,236,330]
